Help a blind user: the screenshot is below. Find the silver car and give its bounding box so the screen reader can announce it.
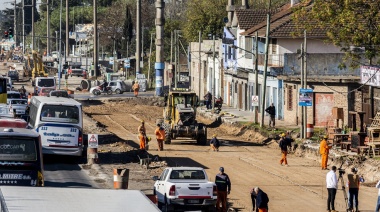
[108,80,128,94]
[7,99,28,115]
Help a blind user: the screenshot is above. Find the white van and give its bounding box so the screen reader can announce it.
[34,77,56,95]
[28,96,83,157]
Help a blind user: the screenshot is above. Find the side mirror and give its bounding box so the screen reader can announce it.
[152,176,159,181]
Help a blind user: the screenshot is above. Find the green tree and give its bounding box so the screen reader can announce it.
[293,0,380,66]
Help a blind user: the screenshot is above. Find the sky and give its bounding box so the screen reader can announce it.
[0,0,42,11]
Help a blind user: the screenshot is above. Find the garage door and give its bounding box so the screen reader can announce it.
[314,93,334,127]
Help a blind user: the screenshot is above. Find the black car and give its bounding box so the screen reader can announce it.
[7,70,19,82]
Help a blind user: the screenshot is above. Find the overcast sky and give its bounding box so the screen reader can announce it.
[0,0,42,11]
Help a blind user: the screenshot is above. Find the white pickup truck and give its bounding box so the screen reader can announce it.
[153,167,217,211]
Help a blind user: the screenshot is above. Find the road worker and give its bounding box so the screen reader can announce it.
[155,124,165,151]
[320,134,332,170]
[139,131,147,151]
[215,167,231,212]
[138,120,146,135]
[210,134,220,152]
[132,81,140,97]
[279,133,291,166]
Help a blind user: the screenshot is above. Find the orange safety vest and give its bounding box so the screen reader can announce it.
[319,139,331,155]
[155,127,165,140]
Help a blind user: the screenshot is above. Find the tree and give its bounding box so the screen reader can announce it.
[293,0,380,66]
[183,0,227,42]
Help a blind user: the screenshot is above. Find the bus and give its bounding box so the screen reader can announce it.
[0,128,44,186]
[28,96,83,157]
[0,77,6,103]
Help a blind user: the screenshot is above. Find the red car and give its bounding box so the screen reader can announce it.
[39,88,55,96]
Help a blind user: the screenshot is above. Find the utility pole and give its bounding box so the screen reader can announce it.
[198,31,202,99]
[254,31,259,124]
[14,0,17,45]
[58,0,63,89]
[66,0,69,57]
[93,0,98,78]
[46,0,50,55]
[32,0,34,50]
[303,30,307,138]
[170,31,173,63]
[174,30,177,88]
[260,0,271,128]
[300,42,304,138]
[148,32,153,87]
[22,0,25,54]
[136,0,141,75]
[212,34,216,110]
[154,0,165,96]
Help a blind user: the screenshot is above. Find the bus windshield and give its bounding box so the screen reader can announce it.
[0,138,37,161]
[40,105,79,123]
[37,79,55,87]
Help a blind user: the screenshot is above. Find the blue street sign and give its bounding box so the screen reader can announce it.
[299,89,313,106]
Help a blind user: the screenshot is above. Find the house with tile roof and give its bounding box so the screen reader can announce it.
[240,1,364,127]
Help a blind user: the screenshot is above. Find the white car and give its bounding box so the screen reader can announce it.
[153,167,217,211]
[7,99,28,115]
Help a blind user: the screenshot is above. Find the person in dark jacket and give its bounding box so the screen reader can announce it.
[215,167,231,212]
[265,103,276,127]
[279,133,292,166]
[210,134,220,151]
[250,188,258,212]
[254,187,269,212]
[204,91,212,109]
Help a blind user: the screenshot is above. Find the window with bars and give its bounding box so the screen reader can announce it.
[287,86,293,110]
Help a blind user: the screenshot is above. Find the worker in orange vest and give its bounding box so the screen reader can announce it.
[320,135,332,170]
[132,82,140,97]
[155,124,165,151]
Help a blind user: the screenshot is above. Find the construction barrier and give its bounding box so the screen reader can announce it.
[306,124,314,138]
[113,168,129,189]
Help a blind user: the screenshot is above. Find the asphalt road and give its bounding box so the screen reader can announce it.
[43,155,98,188]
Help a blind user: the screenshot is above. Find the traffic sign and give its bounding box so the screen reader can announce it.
[124,59,130,68]
[88,134,98,148]
[251,95,259,107]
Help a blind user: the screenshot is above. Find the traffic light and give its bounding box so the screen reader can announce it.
[8,28,13,38]
[4,31,8,39]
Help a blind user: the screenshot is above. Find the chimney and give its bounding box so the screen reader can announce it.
[241,0,248,9]
[291,0,300,7]
[226,0,235,27]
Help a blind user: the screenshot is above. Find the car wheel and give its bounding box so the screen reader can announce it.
[115,89,121,94]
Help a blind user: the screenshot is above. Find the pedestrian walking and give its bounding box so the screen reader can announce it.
[375,179,380,211]
[250,188,258,212]
[347,167,362,212]
[326,166,338,212]
[204,91,212,109]
[320,135,332,170]
[253,187,269,212]
[155,124,165,151]
[279,133,291,166]
[265,103,276,128]
[210,134,220,152]
[215,167,231,212]
[132,81,140,97]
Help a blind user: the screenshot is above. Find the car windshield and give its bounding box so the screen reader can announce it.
[169,170,205,180]
[37,79,55,87]
[11,100,27,105]
[8,71,18,76]
[0,138,37,161]
[7,93,21,99]
[40,105,79,123]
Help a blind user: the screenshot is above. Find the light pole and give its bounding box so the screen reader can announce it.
[86,38,88,71]
[55,31,58,52]
[108,36,116,72]
[230,44,258,123]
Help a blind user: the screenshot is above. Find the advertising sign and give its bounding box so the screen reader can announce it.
[124,59,130,68]
[88,134,98,148]
[361,66,380,86]
[109,57,114,65]
[299,89,313,106]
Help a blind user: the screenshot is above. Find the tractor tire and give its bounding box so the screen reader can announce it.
[162,123,172,144]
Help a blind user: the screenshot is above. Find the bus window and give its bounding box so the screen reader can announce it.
[0,138,37,161]
[40,105,79,123]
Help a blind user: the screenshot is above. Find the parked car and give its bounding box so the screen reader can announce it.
[153,167,217,211]
[7,70,19,82]
[7,99,28,115]
[108,80,128,94]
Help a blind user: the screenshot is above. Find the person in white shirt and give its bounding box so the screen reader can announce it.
[376,179,380,211]
[326,166,338,212]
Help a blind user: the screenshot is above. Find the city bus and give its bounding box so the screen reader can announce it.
[0,128,44,186]
[0,77,7,103]
[28,96,83,157]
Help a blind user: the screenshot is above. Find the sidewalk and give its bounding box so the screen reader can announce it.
[198,105,299,129]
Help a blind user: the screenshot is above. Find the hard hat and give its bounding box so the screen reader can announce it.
[219,167,224,173]
[141,120,144,123]
[212,134,217,138]
[280,133,286,137]
[323,135,328,139]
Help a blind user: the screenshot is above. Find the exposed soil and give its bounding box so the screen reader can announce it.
[80,98,378,211]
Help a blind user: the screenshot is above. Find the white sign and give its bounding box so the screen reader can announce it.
[88,134,98,148]
[251,95,259,107]
[361,66,380,86]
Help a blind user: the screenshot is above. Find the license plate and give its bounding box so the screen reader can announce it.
[188,199,199,204]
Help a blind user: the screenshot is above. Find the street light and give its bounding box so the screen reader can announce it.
[229,44,259,124]
[85,38,89,71]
